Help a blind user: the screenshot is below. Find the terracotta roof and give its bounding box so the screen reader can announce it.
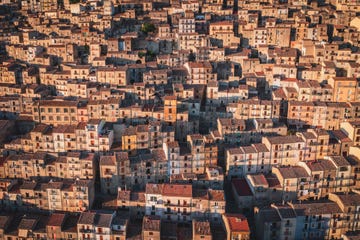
[47,213,65,227]
[193,220,211,236]
[276,166,310,179]
[145,183,164,195]
[232,179,253,197]
[292,201,342,215]
[78,212,96,225]
[334,193,360,206]
[142,215,160,231]
[162,184,192,198]
[224,214,250,233]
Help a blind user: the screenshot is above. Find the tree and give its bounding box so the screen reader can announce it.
[84,44,90,55]
[188,51,196,62]
[145,50,156,61]
[138,51,146,58]
[141,23,156,34]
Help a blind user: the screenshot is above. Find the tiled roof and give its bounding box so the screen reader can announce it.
[224,214,250,232]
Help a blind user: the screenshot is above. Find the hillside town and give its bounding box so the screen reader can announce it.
[0,0,360,239]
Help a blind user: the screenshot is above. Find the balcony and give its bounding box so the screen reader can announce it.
[181,211,191,216]
[104,170,115,176]
[22,196,37,200]
[270,225,277,230]
[164,203,193,208]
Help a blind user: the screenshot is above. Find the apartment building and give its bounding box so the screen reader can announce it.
[77,211,114,240]
[121,122,175,154]
[209,21,240,49]
[184,61,216,85]
[226,143,271,178]
[341,121,360,146]
[262,135,306,166]
[96,66,129,86]
[2,151,95,180]
[287,101,351,130]
[128,149,168,188]
[272,166,311,202]
[0,178,94,212]
[178,33,208,53]
[87,98,121,122]
[164,95,177,123]
[186,134,218,174]
[163,141,181,175]
[218,118,287,145]
[4,120,114,153]
[193,219,212,240]
[179,17,195,34]
[142,215,161,240]
[32,99,79,126]
[245,173,283,206]
[144,183,225,223]
[301,128,330,160]
[230,99,281,120]
[222,214,250,240]
[256,191,360,240]
[328,77,359,102]
[99,152,130,195]
[329,192,360,234]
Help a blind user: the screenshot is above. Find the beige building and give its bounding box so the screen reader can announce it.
[341,121,360,146]
[192,220,212,240]
[262,135,305,166]
[184,61,216,85]
[100,152,130,194]
[209,21,240,49]
[32,99,79,126]
[222,214,250,240]
[328,77,359,102]
[142,215,161,240]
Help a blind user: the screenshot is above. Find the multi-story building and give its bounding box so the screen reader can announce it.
[222,214,250,240]
[262,135,306,166]
[99,152,130,195]
[192,219,212,240]
[229,99,281,120]
[0,178,95,212]
[77,211,113,240]
[32,99,79,126]
[226,143,271,178]
[142,215,161,240]
[184,61,216,85]
[144,183,225,223]
[272,166,311,202]
[341,121,360,146]
[328,77,359,102]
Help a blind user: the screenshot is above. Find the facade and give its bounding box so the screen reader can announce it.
[1,0,360,238]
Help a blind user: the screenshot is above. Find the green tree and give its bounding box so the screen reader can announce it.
[138,51,146,58]
[188,51,196,62]
[84,44,90,55]
[141,23,156,34]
